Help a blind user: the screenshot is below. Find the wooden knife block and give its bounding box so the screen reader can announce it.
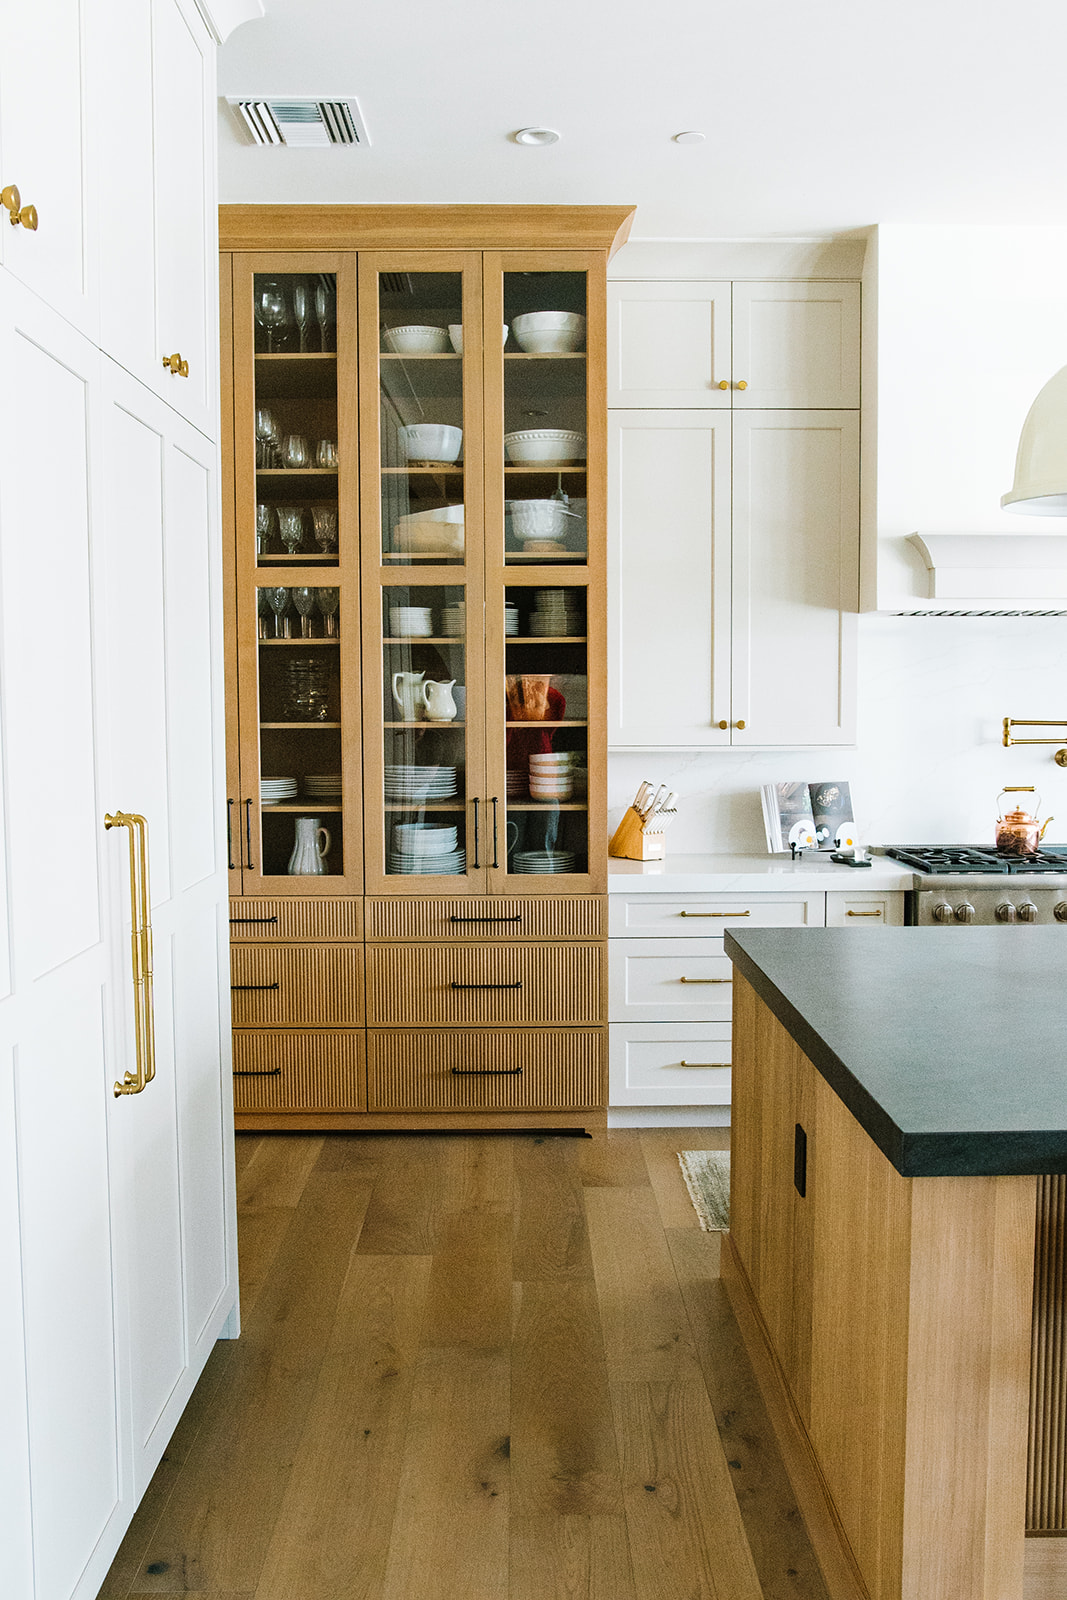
[609,806,665,861]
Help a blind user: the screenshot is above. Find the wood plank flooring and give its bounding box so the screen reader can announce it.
[100,1129,830,1600]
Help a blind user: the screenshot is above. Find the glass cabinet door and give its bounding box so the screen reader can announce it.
[232,254,362,893]
[359,256,487,893]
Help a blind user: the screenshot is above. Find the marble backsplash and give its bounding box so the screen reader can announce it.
[608,614,1067,855]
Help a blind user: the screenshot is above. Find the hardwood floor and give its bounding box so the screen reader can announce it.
[100,1129,830,1600]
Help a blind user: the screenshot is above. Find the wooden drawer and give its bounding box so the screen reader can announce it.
[825,891,905,927]
[609,1022,732,1107]
[368,1029,603,1111]
[365,942,602,1026]
[232,1031,366,1112]
[608,892,825,937]
[230,943,364,1026]
[609,938,733,1022]
[229,897,364,941]
[364,896,603,941]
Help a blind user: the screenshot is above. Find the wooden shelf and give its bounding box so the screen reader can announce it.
[256,468,339,479]
[508,635,587,643]
[255,553,339,565]
[259,637,340,646]
[379,352,461,360]
[380,466,463,476]
[504,352,586,360]
[505,719,587,728]
[383,721,465,729]
[384,635,463,645]
[505,552,586,562]
[504,465,585,475]
[255,352,337,362]
[261,802,342,812]
[381,552,465,562]
[506,802,588,812]
[383,802,463,811]
[260,721,342,730]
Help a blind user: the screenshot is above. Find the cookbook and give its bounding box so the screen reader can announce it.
[761,781,854,853]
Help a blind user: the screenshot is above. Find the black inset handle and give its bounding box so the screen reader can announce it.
[244,798,255,870]
[491,796,499,867]
[794,1123,807,1199]
[227,798,236,870]
[234,1067,282,1077]
[472,797,480,868]
[450,1066,523,1077]
[450,980,522,991]
[449,914,522,925]
[229,914,280,925]
[231,981,280,992]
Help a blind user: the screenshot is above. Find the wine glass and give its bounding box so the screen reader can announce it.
[314,282,335,352]
[276,507,304,555]
[311,506,338,553]
[264,586,290,638]
[316,587,340,637]
[255,503,273,556]
[291,282,311,353]
[281,434,310,471]
[255,408,277,467]
[291,587,316,638]
[254,280,288,354]
[256,588,272,639]
[315,438,338,469]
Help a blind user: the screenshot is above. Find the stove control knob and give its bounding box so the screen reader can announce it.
[1056,902,1067,923]
[996,902,1017,923]
[954,902,976,924]
[932,902,955,923]
[1018,901,1039,923]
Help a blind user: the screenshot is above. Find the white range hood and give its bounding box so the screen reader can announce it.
[906,533,1067,614]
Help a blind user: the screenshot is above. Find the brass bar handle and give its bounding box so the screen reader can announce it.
[450,980,522,991]
[680,909,751,918]
[678,976,732,983]
[450,1066,523,1077]
[162,352,190,377]
[679,1061,721,1068]
[135,815,156,1089]
[1,184,38,230]
[846,909,882,917]
[104,811,155,1097]
[233,1067,282,1077]
[1003,717,1067,747]
[449,914,522,924]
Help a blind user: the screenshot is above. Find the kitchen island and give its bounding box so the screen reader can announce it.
[723,927,1067,1600]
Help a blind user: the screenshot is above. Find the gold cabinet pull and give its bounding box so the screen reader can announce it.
[846,908,882,917]
[717,380,729,390]
[104,811,156,1097]
[679,909,750,917]
[678,975,732,983]
[162,352,189,377]
[679,1061,721,1068]
[718,720,729,729]
[1,184,38,230]
[735,719,746,730]
[735,380,748,390]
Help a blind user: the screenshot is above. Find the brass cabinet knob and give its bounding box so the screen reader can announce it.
[717,379,729,390]
[735,719,746,730]
[736,380,748,390]
[162,352,190,378]
[1,184,38,230]
[718,719,729,730]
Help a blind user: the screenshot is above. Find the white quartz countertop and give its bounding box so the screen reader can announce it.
[606,853,917,893]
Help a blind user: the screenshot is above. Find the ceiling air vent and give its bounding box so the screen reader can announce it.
[229,98,370,148]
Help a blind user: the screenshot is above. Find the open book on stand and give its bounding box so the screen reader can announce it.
[761,781,855,853]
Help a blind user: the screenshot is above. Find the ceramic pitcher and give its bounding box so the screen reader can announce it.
[392,670,426,723]
[287,816,331,875]
[421,678,457,722]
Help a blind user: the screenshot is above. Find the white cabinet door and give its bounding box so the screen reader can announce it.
[731,282,861,408]
[607,281,732,407]
[97,0,218,436]
[731,411,859,748]
[0,0,94,334]
[607,409,731,746]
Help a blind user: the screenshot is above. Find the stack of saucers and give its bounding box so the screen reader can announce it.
[261,776,298,805]
[389,821,465,874]
[384,763,458,801]
[305,773,342,799]
[506,768,526,798]
[530,589,582,636]
[442,601,466,636]
[504,602,520,636]
[513,850,576,874]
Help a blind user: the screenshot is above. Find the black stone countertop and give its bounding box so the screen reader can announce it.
[725,926,1067,1178]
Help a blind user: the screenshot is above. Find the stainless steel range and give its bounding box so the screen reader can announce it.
[885,846,1067,925]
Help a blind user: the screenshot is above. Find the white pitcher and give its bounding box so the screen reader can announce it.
[392,670,426,723]
[287,816,331,875]
[421,678,457,722]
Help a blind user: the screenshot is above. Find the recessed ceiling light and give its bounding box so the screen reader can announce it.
[512,127,560,147]
[672,130,705,146]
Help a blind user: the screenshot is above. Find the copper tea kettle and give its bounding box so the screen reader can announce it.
[996,787,1053,856]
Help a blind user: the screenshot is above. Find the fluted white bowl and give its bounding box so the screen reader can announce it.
[382,324,450,355]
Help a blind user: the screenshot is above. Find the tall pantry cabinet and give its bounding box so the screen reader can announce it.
[0,4,241,1599]
[220,207,634,1134]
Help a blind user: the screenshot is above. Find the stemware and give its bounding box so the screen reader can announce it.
[255,502,273,556]
[276,507,304,555]
[311,506,338,553]
[291,282,311,353]
[315,438,339,469]
[256,588,272,639]
[255,407,277,467]
[264,586,291,638]
[316,587,340,637]
[291,586,317,638]
[254,280,288,353]
[280,434,310,470]
[314,282,335,352]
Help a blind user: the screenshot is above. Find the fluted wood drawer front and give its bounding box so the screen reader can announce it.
[230,944,364,1025]
[368,1029,603,1111]
[365,896,603,941]
[609,938,732,1023]
[608,893,825,937]
[229,897,364,941]
[366,943,601,1025]
[233,1031,366,1112]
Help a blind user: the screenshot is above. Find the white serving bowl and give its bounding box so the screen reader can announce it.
[394,823,458,854]
[448,323,509,355]
[382,324,450,355]
[511,312,587,354]
[398,423,463,464]
[504,429,586,466]
[507,498,573,541]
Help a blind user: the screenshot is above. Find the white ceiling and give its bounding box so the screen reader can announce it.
[217,0,1067,240]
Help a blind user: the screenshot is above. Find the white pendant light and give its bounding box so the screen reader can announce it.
[1002,364,1067,515]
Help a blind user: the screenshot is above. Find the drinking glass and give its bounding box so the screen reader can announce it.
[316,587,340,637]
[315,438,338,469]
[276,507,304,555]
[255,502,273,556]
[254,280,288,353]
[281,434,310,470]
[255,407,277,467]
[314,282,335,352]
[291,282,311,353]
[291,586,316,638]
[311,506,338,553]
[264,586,290,638]
[257,588,271,639]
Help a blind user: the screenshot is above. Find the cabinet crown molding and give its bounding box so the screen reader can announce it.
[218,203,636,256]
[905,532,1067,612]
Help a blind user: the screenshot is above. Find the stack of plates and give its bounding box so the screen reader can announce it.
[384,764,458,801]
[505,769,526,798]
[513,850,576,874]
[388,849,466,875]
[504,603,519,636]
[530,589,582,636]
[261,776,298,804]
[305,773,342,799]
[442,603,466,635]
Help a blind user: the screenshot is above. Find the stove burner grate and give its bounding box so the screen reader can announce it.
[886,845,1067,875]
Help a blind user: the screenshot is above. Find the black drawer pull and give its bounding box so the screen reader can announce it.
[794,1122,807,1199]
[229,914,280,925]
[450,1066,523,1077]
[449,914,522,925]
[450,980,523,991]
[231,981,280,991]
[227,798,236,871]
[233,1067,282,1077]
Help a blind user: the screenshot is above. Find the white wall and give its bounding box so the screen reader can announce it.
[609,612,1067,852]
